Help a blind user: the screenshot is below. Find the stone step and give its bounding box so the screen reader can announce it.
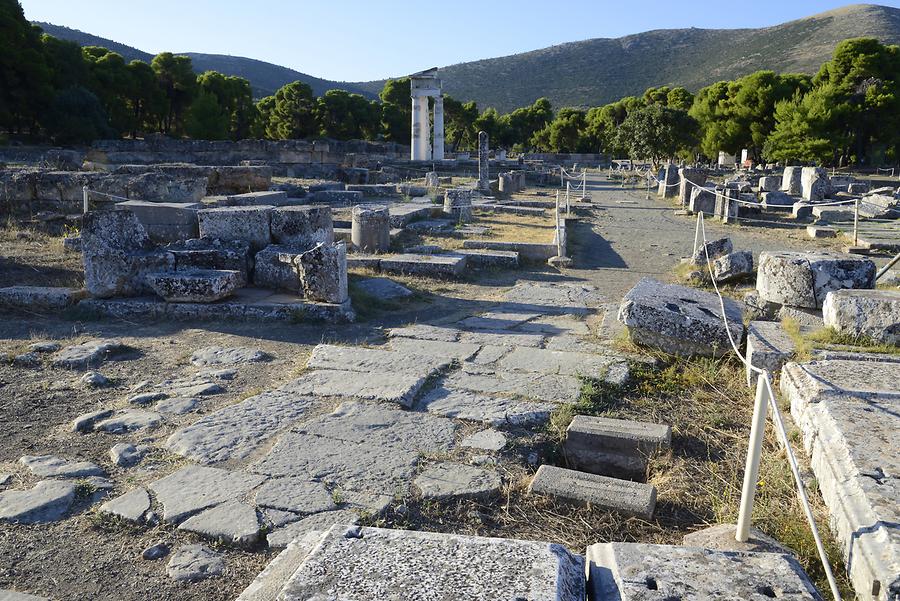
[563,415,671,479]
[463,239,557,261]
[145,269,242,303]
[273,525,586,601]
[223,191,289,206]
[586,542,822,600]
[528,464,656,519]
[478,204,546,216]
[780,359,900,601]
[449,249,519,269]
[379,253,467,278]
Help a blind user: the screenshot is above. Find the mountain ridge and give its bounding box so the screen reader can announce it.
[33,4,900,110]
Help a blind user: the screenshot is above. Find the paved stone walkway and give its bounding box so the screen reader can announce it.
[58,281,634,551]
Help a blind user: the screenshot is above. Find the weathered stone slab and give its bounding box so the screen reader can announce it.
[517,314,591,336]
[288,369,426,407]
[296,242,348,304]
[178,501,261,547]
[417,385,555,426]
[712,250,753,283]
[166,544,224,582]
[109,442,149,466]
[278,525,586,601]
[446,368,582,403]
[757,251,875,309]
[223,191,287,206]
[388,337,480,361]
[167,238,251,285]
[166,386,318,464]
[265,509,359,549]
[197,206,273,251]
[414,462,501,500]
[0,286,80,311]
[254,478,336,515]
[801,166,828,201]
[528,465,656,519]
[353,277,413,301]
[115,200,200,243]
[93,409,162,433]
[52,339,129,370]
[461,429,507,451]
[457,311,542,331]
[99,487,150,523]
[781,359,900,600]
[252,244,301,292]
[618,277,744,357]
[19,455,104,479]
[469,344,512,365]
[237,533,328,600]
[250,431,419,496]
[0,590,50,600]
[148,465,266,523]
[154,397,198,414]
[379,253,466,278]
[498,347,631,385]
[586,542,821,600]
[190,346,269,366]
[388,323,460,342]
[450,249,519,269]
[145,269,240,302]
[823,289,900,344]
[502,281,602,315]
[0,481,75,523]
[563,415,671,478]
[457,329,545,348]
[781,166,802,195]
[294,402,455,453]
[306,344,450,377]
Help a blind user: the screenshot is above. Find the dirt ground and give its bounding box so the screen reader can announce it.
[1,173,889,599]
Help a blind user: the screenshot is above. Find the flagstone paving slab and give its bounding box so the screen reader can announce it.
[177,500,262,547]
[305,344,451,376]
[148,465,266,523]
[286,369,426,407]
[0,480,75,524]
[447,369,582,403]
[387,337,481,361]
[417,386,555,426]
[414,462,502,501]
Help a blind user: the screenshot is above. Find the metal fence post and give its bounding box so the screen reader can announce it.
[736,373,770,542]
[853,198,860,246]
[82,186,89,214]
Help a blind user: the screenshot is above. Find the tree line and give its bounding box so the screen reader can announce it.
[2,0,898,167]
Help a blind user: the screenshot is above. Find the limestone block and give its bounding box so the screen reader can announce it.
[758,175,780,192]
[691,237,732,266]
[197,206,273,251]
[688,185,716,215]
[657,164,679,198]
[350,204,390,252]
[801,166,828,201]
[81,209,153,255]
[295,242,348,304]
[847,182,869,195]
[859,193,900,219]
[424,171,440,188]
[587,542,821,600]
[444,188,474,222]
[270,205,333,247]
[253,245,303,292]
[812,205,854,222]
[223,191,287,206]
[0,286,80,310]
[277,525,585,601]
[781,166,802,195]
[760,191,794,207]
[379,253,466,278]
[823,289,900,344]
[677,168,705,206]
[618,277,745,357]
[167,238,251,286]
[145,270,241,303]
[114,200,201,243]
[528,465,656,519]
[84,250,174,298]
[744,320,798,387]
[792,201,813,219]
[712,250,753,283]
[756,251,876,309]
[563,415,671,478]
[0,480,75,524]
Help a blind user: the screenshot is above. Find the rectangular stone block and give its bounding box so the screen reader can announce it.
[688,186,716,215]
[198,206,273,251]
[563,415,671,478]
[781,359,900,601]
[528,465,656,519]
[278,525,586,601]
[223,191,288,206]
[618,278,744,357]
[450,249,519,269]
[167,239,252,286]
[587,542,822,600]
[744,320,800,387]
[270,205,333,247]
[115,200,201,243]
[253,245,301,292]
[379,253,466,278]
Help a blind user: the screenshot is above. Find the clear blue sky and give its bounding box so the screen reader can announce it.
[18,1,900,81]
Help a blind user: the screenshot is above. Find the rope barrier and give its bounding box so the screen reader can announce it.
[695,212,842,601]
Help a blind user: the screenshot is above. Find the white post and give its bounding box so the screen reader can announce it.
[853,198,860,246]
[736,373,770,542]
[693,211,703,257]
[560,168,564,188]
[432,95,444,161]
[565,182,571,216]
[581,171,587,200]
[555,190,563,258]
[82,186,89,214]
[411,95,423,161]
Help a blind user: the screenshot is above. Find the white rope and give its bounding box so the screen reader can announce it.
[696,213,843,601]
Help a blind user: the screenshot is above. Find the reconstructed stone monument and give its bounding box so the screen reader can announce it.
[410,69,444,161]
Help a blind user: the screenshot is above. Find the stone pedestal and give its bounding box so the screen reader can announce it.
[677,168,704,207]
[781,166,802,195]
[350,204,390,253]
[658,164,679,198]
[444,189,473,223]
[432,96,444,160]
[296,243,348,304]
[477,131,490,193]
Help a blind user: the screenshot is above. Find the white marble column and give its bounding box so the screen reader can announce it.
[418,96,431,161]
[411,95,425,161]
[432,95,445,160]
